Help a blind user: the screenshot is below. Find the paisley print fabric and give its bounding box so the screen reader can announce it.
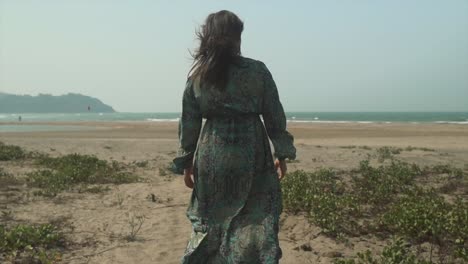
[173,57,296,264]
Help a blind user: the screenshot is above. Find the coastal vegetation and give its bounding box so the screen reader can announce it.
[1,141,466,263]
[282,158,468,263]
[0,142,142,262]
[0,142,26,161]
[0,224,64,263]
[28,154,139,197]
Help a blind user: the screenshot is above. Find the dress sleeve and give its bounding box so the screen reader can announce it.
[173,79,202,171]
[260,62,296,160]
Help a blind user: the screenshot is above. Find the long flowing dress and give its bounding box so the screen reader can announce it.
[173,56,296,264]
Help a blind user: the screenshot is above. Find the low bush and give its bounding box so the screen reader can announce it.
[380,188,448,243]
[423,164,464,179]
[0,223,63,263]
[405,146,435,152]
[0,142,26,161]
[380,189,467,261]
[28,153,138,196]
[283,160,467,261]
[375,146,402,162]
[282,169,359,237]
[351,160,420,207]
[334,238,432,264]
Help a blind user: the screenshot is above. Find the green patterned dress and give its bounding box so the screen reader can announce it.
[173,57,296,264]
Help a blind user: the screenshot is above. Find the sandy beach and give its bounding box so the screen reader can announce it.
[1,121,467,263]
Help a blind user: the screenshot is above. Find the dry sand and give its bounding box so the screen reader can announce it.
[1,121,467,263]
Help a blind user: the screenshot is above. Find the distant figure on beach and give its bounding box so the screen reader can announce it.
[18,115,22,122]
[87,105,91,111]
[173,10,296,263]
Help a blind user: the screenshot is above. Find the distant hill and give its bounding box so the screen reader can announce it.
[0,92,115,113]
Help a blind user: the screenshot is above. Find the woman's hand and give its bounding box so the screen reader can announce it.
[184,166,194,189]
[275,159,287,180]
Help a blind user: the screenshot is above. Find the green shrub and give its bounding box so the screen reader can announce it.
[283,161,467,261]
[0,142,26,161]
[334,238,432,264]
[424,164,464,179]
[378,188,467,261]
[282,169,359,236]
[405,146,435,152]
[340,146,357,149]
[359,146,372,150]
[282,169,342,212]
[351,160,420,207]
[28,153,138,196]
[381,188,449,243]
[376,146,402,162]
[446,198,468,261]
[0,224,62,252]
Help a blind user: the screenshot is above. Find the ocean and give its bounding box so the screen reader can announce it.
[0,112,467,124]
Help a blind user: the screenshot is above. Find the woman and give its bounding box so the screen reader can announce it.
[173,10,296,264]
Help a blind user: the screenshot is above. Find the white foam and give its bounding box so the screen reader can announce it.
[146,118,180,122]
[287,120,352,124]
[434,121,468,125]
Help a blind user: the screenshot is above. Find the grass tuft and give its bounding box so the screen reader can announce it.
[0,142,26,161]
[351,160,421,207]
[405,146,435,152]
[424,164,464,179]
[27,153,138,196]
[0,223,63,263]
[282,169,359,237]
[334,237,432,264]
[375,146,402,162]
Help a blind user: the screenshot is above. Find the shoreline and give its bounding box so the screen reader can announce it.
[2,119,468,126]
[2,119,468,125]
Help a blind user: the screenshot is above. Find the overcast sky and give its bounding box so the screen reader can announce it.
[1,0,467,112]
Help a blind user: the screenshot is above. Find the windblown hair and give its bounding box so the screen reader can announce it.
[189,10,244,89]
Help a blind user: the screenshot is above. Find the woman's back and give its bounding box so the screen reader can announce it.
[193,57,267,118]
[175,56,295,264]
[174,10,295,264]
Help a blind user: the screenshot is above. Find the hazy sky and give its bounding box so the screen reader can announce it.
[1,1,467,112]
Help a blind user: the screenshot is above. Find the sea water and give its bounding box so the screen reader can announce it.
[1,112,467,124]
[0,124,100,133]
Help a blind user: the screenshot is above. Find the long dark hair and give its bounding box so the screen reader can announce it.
[189,10,244,89]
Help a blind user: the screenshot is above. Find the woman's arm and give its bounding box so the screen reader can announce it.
[259,62,296,177]
[173,79,202,185]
